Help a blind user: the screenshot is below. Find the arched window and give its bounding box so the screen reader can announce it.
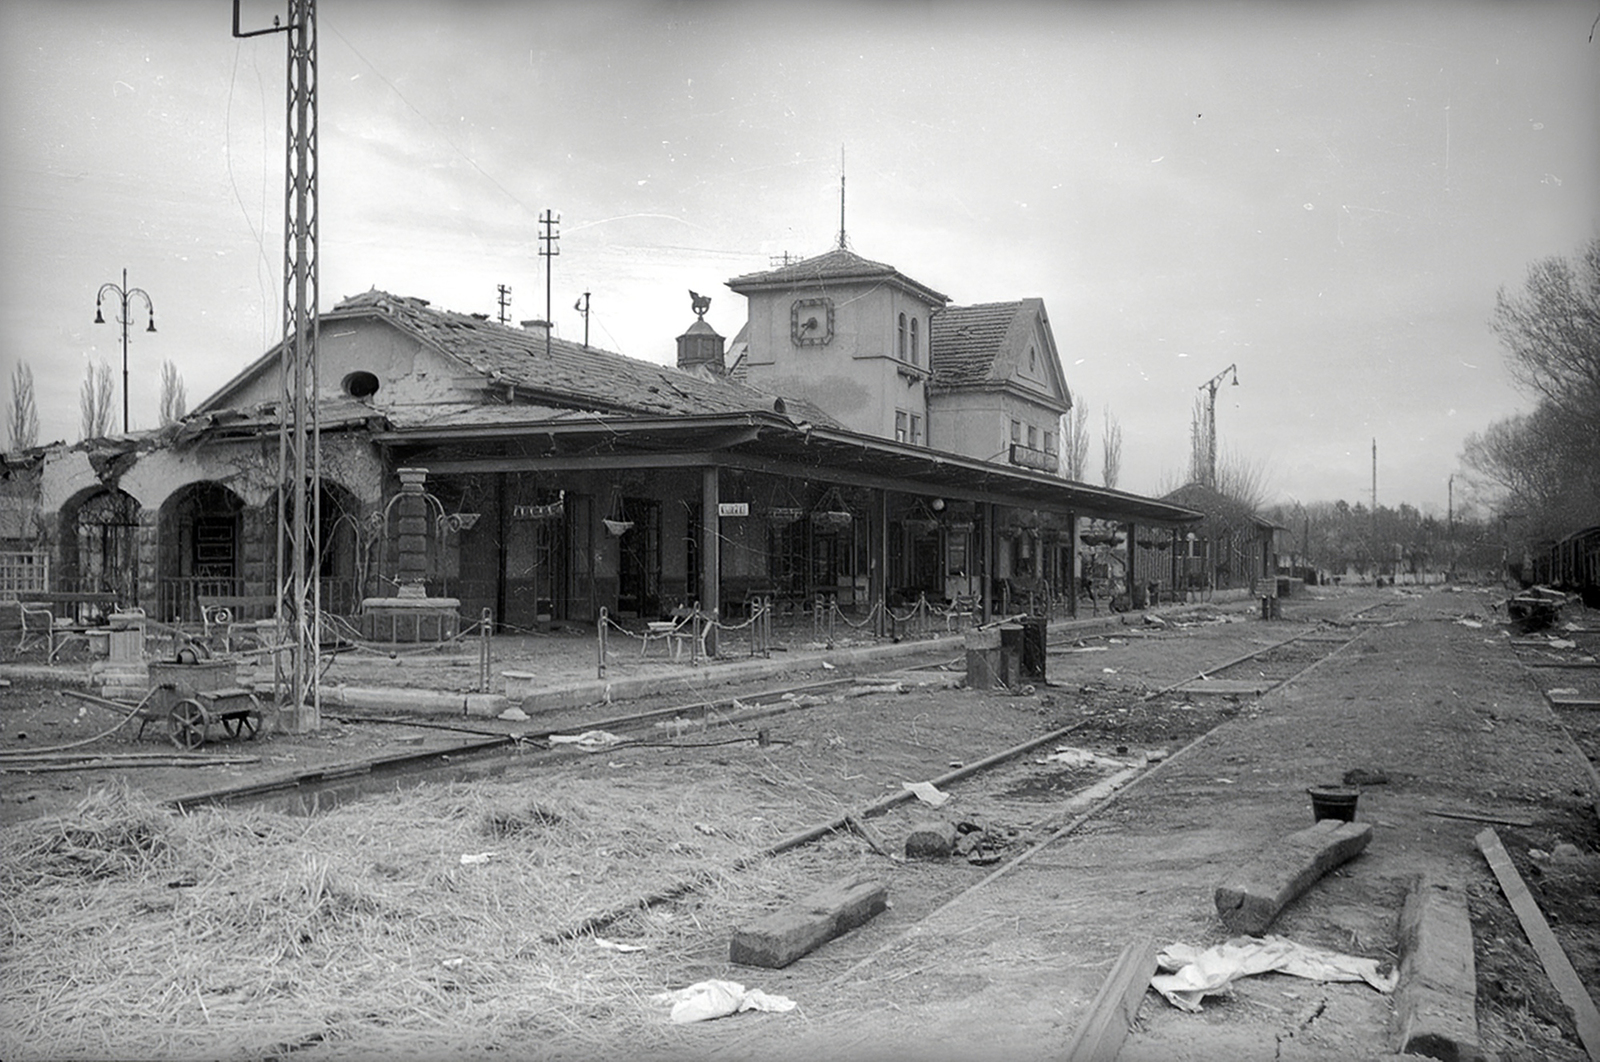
[897,313,907,360]
[910,317,920,366]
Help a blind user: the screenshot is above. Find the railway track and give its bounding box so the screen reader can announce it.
[181,615,1379,955]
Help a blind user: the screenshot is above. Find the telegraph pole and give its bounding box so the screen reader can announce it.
[235,0,322,731]
[496,284,512,325]
[538,210,559,360]
[1371,438,1379,583]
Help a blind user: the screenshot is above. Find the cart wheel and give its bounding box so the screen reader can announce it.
[168,698,207,751]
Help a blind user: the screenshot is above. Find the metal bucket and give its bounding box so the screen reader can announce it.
[1307,785,1359,822]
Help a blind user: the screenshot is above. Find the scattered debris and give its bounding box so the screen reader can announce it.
[1506,586,1569,632]
[844,814,900,862]
[458,852,497,865]
[652,979,796,1024]
[1342,767,1390,786]
[594,937,646,953]
[1214,818,1373,934]
[1151,935,1397,1012]
[498,707,530,721]
[548,730,623,750]
[901,780,950,807]
[729,876,888,969]
[1040,746,1127,769]
[904,820,957,859]
[1477,829,1600,1059]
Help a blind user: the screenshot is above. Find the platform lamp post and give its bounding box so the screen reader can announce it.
[94,268,157,434]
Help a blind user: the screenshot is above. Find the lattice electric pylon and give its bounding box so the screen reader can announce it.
[235,0,322,730]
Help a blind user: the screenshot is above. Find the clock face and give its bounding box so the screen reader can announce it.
[790,297,834,346]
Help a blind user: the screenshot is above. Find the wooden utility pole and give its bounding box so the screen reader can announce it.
[538,210,559,360]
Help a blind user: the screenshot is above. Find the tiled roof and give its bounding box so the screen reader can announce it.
[929,301,1026,387]
[727,247,950,304]
[328,290,839,426]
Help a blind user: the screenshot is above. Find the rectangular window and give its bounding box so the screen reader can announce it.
[1010,419,1021,443]
[1027,424,1038,449]
[910,414,923,446]
[895,410,909,443]
[1044,430,1056,454]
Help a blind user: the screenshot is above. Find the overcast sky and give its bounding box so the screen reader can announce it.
[3,0,1596,515]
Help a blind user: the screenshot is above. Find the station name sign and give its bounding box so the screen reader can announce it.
[718,502,750,517]
[1009,443,1058,474]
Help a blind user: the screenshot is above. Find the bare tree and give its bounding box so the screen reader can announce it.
[1213,445,1272,512]
[6,361,39,452]
[1101,406,1122,489]
[1491,236,1600,418]
[1466,237,1600,543]
[158,359,188,425]
[1062,398,1091,481]
[1188,394,1212,485]
[79,360,114,440]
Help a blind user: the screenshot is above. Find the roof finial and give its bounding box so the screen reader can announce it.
[837,144,847,251]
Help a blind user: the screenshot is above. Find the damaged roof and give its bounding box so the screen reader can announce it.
[196,290,839,430]
[930,301,1028,388]
[726,247,950,305]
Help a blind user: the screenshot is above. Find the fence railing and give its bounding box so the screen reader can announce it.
[156,575,362,624]
[0,552,49,599]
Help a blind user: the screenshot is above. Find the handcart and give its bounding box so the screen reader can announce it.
[146,659,265,751]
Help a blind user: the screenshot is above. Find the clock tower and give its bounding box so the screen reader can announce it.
[726,248,948,443]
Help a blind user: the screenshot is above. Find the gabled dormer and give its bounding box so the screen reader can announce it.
[928,299,1072,474]
[726,248,949,442]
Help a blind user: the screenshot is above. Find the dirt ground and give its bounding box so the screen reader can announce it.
[2,585,1596,1061]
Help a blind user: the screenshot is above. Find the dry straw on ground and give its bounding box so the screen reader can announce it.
[0,764,871,1061]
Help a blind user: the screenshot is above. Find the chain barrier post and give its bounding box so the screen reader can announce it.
[597,607,608,679]
[478,607,492,693]
[691,600,702,666]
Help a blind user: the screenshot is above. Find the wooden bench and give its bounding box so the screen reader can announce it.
[198,594,278,651]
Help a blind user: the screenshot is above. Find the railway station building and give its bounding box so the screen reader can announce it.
[8,245,1200,639]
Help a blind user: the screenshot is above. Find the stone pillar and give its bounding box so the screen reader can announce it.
[395,467,430,600]
[136,510,158,616]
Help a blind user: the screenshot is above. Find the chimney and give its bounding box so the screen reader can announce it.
[676,317,725,374]
[520,319,552,343]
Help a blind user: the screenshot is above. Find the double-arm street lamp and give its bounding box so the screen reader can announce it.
[94,267,157,433]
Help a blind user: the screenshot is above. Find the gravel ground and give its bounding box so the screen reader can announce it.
[2,585,1596,1061]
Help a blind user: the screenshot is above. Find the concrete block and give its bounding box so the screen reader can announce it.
[905,820,958,859]
[1214,818,1372,935]
[1392,876,1491,1061]
[730,876,888,969]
